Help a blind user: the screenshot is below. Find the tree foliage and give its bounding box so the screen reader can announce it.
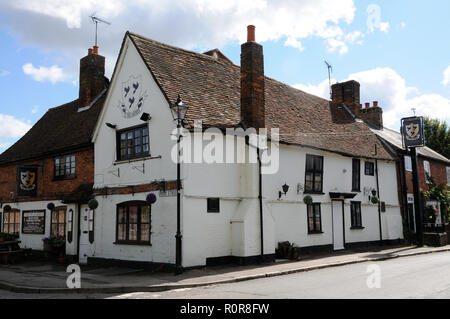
[423,118,450,159]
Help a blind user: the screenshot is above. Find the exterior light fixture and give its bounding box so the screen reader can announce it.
[171,94,188,275]
[47,202,55,211]
[105,123,116,129]
[140,112,151,122]
[278,183,290,200]
[170,94,189,122]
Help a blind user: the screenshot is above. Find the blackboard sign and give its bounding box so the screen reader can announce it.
[22,210,46,234]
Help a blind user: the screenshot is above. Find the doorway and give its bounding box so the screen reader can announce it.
[332,200,345,250]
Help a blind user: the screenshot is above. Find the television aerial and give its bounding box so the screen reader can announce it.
[89,14,111,47]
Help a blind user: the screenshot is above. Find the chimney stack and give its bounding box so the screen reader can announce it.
[241,25,265,129]
[79,46,105,108]
[331,80,361,116]
[359,101,383,128]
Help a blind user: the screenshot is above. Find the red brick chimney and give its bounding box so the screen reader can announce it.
[241,25,265,129]
[331,80,361,116]
[79,46,105,108]
[359,101,383,128]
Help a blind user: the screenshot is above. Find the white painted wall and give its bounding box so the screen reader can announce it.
[2,200,78,253]
[91,36,178,264]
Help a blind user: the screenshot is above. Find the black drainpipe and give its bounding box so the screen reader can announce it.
[257,147,264,262]
[375,160,383,244]
[76,202,81,261]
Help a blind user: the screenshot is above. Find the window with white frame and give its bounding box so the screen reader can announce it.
[447,167,450,185]
[404,156,412,172]
[423,160,431,183]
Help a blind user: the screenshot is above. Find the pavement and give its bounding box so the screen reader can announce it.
[1,244,450,294]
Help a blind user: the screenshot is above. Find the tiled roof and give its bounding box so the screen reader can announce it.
[372,127,450,164]
[129,32,395,160]
[0,94,106,165]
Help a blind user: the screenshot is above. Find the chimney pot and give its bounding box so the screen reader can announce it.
[88,48,93,55]
[373,101,378,107]
[247,25,256,42]
[93,46,99,55]
[365,103,370,109]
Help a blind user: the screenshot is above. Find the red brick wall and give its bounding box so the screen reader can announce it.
[405,156,449,193]
[0,147,94,202]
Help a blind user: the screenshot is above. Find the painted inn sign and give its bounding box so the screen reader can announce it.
[401,116,425,148]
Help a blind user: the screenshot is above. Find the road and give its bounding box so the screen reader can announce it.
[0,252,449,299]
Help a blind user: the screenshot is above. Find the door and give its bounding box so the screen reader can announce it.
[332,200,345,250]
[79,205,90,264]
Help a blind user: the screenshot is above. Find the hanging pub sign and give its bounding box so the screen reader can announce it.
[22,210,46,234]
[17,166,38,197]
[401,116,425,148]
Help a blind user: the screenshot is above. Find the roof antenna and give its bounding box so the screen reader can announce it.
[412,107,416,116]
[89,14,111,47]
[325,60,333,99]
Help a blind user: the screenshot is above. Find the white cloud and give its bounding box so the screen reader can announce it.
[293,67,450,129]
[0,114,32,139]
[31,106,39,114]
[442,64,450,87]
[284,38,304,52]
[327,38,348,55]
[0,0,359,77]
[22,63,67,84]
[379,22,390,33]
[400,22,406,29]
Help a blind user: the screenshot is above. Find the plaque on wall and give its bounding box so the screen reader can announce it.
[22,210,46,234]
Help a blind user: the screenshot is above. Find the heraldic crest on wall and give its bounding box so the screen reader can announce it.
[117,75,148,118]
[17,166,38,197]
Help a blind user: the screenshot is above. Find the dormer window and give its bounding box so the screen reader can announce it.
[117,125,149,161]
[54,155,76,179]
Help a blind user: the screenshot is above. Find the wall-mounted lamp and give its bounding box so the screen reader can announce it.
[369,189,379,204]
[140,112,151,122]
[278,183,290,200]
[105,122,117,129]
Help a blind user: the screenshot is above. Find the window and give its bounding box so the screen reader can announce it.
[305,155,324,193]
[54,155,76,179]
[352,159,361,191]
[51,207,66,238]
[207,198,220,213]
[2,209,20,236]
[447,167,450,185]
[350,202,363,228]
[117,125,149,161]
[404,156,412,172]
[423,160,431,184]
[116,202,151,244]
[307,203,322,233]
[365,162,375,176]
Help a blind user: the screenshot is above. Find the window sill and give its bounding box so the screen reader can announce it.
[113,241,152,246]
[351,189,361,193]
[308,231,324,235]
[350,226,365,230]
[303,192,325,195]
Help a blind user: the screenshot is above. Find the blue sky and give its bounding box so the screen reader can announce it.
[0,0,449,153]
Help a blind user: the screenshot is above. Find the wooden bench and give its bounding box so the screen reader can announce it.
[0,240,26,264]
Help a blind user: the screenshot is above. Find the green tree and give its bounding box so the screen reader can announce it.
[423,118,450,159]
